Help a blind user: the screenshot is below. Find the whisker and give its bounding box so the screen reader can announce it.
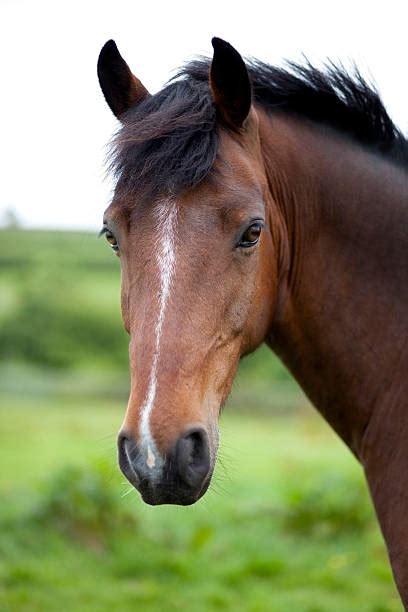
[121,486,135,498]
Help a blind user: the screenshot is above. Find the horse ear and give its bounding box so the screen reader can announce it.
[97,40,150,119]
[209,37,252,130]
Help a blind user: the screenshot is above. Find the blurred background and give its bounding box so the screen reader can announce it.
[1,1,406,610]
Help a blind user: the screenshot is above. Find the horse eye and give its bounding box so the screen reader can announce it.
[238,222,263,248]
[105,230,119,252]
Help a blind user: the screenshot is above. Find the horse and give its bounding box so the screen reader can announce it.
[97,38,408,604]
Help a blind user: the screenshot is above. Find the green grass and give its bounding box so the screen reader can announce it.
[0,228,402,608]
[0,397,401,611]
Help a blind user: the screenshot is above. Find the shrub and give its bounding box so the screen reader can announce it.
[34,462,136,546]
[0,285,127,370]
[282,473,372,536]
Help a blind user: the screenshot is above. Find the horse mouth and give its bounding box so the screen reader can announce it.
[136,472,213,506]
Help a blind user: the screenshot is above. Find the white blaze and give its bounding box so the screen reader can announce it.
[139,201,177,468]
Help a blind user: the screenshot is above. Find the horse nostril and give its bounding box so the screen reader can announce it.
[117,432,140,487]
[175,428,210,488]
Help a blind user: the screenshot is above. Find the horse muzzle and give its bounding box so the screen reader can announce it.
[117,427,213,505]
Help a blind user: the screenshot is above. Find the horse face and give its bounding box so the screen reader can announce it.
[102,127,276,504]
[98,38,279,504]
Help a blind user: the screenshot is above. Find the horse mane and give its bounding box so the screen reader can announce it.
[110,57,408,199]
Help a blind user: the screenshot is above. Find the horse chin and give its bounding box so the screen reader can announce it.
[138,472,214,506]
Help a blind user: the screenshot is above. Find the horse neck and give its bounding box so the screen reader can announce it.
[259,110,408,455]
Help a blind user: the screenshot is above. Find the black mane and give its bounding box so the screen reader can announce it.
[110,57,408,199]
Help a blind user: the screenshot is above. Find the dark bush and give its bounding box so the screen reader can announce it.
[0,286,128,370]
[282,473,372,536]
[34,462,136,545]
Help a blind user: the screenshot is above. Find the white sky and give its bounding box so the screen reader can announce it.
[1,0,407,230]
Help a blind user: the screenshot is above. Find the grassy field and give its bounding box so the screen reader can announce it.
[0,228,402,610]
[0,397,400,611]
